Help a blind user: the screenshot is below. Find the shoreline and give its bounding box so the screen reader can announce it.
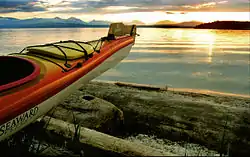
[94,80,250,99]
[0,26,250,30]
[2,80,249,156]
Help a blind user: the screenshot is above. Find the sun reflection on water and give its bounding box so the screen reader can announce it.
[208,35,215,63]
[186,30,216,63]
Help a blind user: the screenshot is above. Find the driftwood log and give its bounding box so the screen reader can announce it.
[41,116,175,156]
[78,81,250,156]
[47,94,124,135]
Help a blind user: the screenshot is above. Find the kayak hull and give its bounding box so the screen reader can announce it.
[0,42,133,141]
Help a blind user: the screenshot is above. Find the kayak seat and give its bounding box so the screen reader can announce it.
[0,56,40,92]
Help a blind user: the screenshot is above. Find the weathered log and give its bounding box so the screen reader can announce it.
[79,81,250,156]
[115,82,168,91]
[42,116,175,156]
[47,93,124,135]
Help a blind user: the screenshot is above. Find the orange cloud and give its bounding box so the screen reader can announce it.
[102,6,139,11]
[218,1,229,4]
[183,2,216,9]
[182,1,229,10]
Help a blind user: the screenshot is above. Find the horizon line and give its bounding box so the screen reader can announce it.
[1,16,250,25]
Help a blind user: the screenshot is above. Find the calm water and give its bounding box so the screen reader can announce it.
[0,28,249,95]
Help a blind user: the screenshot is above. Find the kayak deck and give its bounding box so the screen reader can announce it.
[26,40,102,60]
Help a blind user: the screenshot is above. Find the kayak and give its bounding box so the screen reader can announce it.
[0,23,137,141]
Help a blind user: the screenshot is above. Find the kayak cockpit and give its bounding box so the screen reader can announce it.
[0,56,40,92]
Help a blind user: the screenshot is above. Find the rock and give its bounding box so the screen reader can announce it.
[47,91,124,135]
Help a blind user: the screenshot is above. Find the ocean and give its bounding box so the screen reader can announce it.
[0,28,249,95]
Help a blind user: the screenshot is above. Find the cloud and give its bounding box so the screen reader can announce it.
[182,2,217,10]
[166,12,175,14]
[165,11,188,15]
[0,0,248,14]
[0,0,33,7]
[0,0,47,13]
[61,0,250,13]
[218,1,228,4]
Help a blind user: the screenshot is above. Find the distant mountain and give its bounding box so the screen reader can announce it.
[0,17,20,21]
[125,20,145,25]
[177,21,203,27]
[0,17,89,28]
[155,20,176,25]
[5,16,247,29]
[195,21,250,30]
[148,20,203,28]
[153,20,203,27]
[66,17,87,25]
[88,20,111,26]
[0,17,20,27]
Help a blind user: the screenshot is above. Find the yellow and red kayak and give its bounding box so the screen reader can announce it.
[0,23,137,141]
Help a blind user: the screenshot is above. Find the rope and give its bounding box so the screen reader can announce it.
[9,38,105,72]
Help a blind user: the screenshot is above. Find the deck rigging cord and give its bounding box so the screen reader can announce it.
[9,37,105,72]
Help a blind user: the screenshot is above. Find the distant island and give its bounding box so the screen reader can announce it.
[138,21,250,30]
[195,21,250,30]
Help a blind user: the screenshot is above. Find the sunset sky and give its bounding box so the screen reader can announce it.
[0,0,249,24]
